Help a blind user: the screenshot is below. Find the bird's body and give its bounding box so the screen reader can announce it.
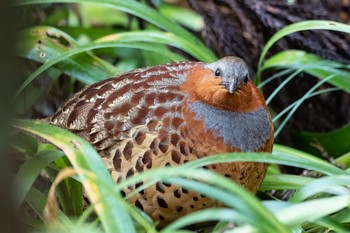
[48,57,273,225]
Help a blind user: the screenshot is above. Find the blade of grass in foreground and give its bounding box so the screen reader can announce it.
[178,147,345,176]
[13,119,136,233]
[314,217,349,233]
[276,195,350,227]
[165,176,284,232]
[114,167,287,232]
[260,174,314,191]
[162,208,243,232]
[290,175,350,202]
[51,156,83,216]
[336,152,350,168]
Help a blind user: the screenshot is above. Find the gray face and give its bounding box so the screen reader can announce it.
[205,57,250,93]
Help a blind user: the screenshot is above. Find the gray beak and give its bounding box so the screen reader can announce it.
[222,79,238,94]
[228,80,236,94]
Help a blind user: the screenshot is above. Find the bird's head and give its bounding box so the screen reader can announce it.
[181,56,265,112]
[206,56,249,94]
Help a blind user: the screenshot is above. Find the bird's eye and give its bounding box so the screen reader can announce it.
[214,69,221,77]
[243,75,249,84]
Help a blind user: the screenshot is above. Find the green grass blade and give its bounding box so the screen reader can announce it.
[290,175,350,202]
[313,217,349,233]
[14,0,217,62]
[158,3,203,31]
[330,209,350,224]
[162,209,244,232]
[258,20,350,76]
[116,167,287,232]
[257,68,293,88]
[266,68,303,105]
[273,87,340,123]
[291,123,350,159]
[12,149,65,211]
[277,195,350,227]
[260,174,314,191]
[179,148,345,176]
[274,74,336,137]
[16,26,118,84]
[262,50,350,93]
[165,177,285,232]
[25,186,50,222]
[96,30,208,62]
[336,151,350,168]
[13,119,136,233]
[52,156,83,216]
[123,205,156,233]
[272,144,345,175]
[15,39,185,98]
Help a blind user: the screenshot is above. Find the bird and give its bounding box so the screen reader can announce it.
[48,56,274,225]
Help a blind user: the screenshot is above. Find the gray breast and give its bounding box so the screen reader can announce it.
[188,101,271,151]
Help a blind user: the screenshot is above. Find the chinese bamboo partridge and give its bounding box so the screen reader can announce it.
[48,56,273,225]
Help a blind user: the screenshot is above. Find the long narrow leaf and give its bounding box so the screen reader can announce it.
[14,0,217,62]
[15,39,185,98]
[262,50,350,93]
[115,167,287,232]
[290,175,350,202]
[12,149,65,211]
[162,208,244,232]
[25,186,50,222]
[96,30,208,62]
[258,20,350,75]
[260,174,314,191]
[16,26,118,84]
[274,74,336,137]
[277,196,350,227]
[13,120,136,233]
[179,147,345,176]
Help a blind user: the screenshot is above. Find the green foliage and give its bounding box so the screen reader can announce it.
[12,1,350,233]
[291,124,350,158]
[257,21,350,156]
[257,20,350,76]
[14,120,137,233]
[13,120,350,232]
[261,50,350,94]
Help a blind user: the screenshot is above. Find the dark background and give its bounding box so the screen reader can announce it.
[0,0,22,232]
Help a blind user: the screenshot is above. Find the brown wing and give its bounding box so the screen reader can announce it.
[49,61,200,153]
